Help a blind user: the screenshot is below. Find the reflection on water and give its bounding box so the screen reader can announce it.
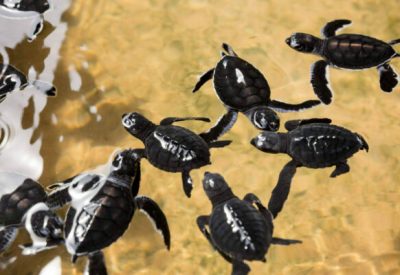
[1,0,400,274]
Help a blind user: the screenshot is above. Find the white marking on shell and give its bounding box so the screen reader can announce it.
[222,59,228,69]
[235,68,246,85]
[153,131,196,162]
[223,204,255,251]
[208,179,214,188]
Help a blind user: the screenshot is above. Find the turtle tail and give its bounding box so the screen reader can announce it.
[355,133,369,152]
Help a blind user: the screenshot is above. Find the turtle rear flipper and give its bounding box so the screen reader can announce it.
[321,19,352,38]
[159,116,210,126]
[330,161,350,178]
[311,60,333,104]
[271,237,302,246]
[200,109,238,142]
[378,63,398,92]
[208,140,232,148]
[388,39,400,45]
[222,43,239,57]
[85,251,107,275]
[134,196,170,250]
[192,68,214,93]
[268,99,321,112]
[268,160,298,219]
[232,260,250,275]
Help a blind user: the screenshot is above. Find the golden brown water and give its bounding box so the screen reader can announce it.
[1,0,400,274]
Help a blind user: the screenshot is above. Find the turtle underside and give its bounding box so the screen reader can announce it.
[288,123,363,168]
[66,183,134,255]
[145,125,211,172]
[213,56,271,111]
[209,198,271,261]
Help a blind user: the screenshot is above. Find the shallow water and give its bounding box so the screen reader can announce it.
[1,0,400,274]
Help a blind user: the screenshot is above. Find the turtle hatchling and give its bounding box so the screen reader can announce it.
[0,63,56,103]
[192,43,320,141]
[0,172,63,263]
[0,0,51,41]
[197,172,301,275]
[46,149,170,275]
[251,118,368,215]
[286,19,400,104]
[122,112,231,198]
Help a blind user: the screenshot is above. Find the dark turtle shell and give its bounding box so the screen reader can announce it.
[65,182,134,255]
[0,178,46,226]
[144,125,211,172]
[287,123,365,168]
[209,198,272,261]
[323,34,396,69]
[0,0,50,13]
[213,55,271,111]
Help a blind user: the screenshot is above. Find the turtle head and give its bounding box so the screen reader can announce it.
[0,65,29,94]
[251,132,282,153]
[111,149,140,178]
[202,172,232,200]
[122,112,155,141]
[248,107,280,132]
[286,33,320,53]
[28,203,63,240]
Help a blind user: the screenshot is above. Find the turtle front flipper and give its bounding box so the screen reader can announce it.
[284,118,332,131]
[268,160,298,219]
[0,226,18,254]
[330,161,350,178]
[243,193,271,220]
[196,215,232,263]
[200,109,238,142]
[388,39,400,46]
[222,43,239,57]
[85,251,108,275]
[182,170,194,198]
[268,99,321,112]
[192,68,215,93]
[232,260,250,275]
[31,80,57,96]
[321,19,352,38]
[310,60,333,104]
[271,237,302,246]
[378,63,398,92]
[134,196,170,250]
[159,116,210,126]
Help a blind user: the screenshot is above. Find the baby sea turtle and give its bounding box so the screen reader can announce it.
[192,43,320,141]
[122,112,231,198]
[197,172,301,275]
[251,118,369,215]
[286,19,400,104]
[0,0,51,41]
[0,172,63,260]
[46,149,170,275]
[0,63,56,103]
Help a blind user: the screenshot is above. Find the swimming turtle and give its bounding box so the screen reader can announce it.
[197,172,301,275]
[0,0,51,41]
[286,19,400,104]
[46,149,170,275]
[0,63,56,103]
[192,43,321,142]
[251,118,369,215]
[122,112,231,198]
[0,172,63,263]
